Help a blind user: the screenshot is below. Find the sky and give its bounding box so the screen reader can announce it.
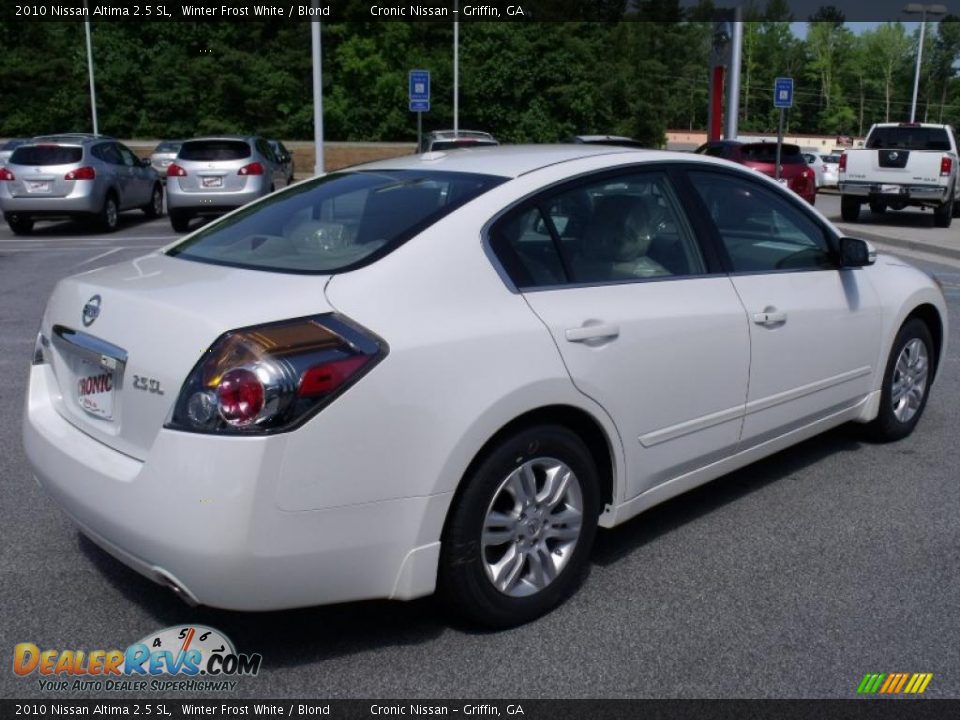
[789,21,921,39]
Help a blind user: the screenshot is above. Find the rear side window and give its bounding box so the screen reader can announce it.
[179,140,251,161]
[10,145,82,165]
[167,170,506,274]
[741,144,804,164]
[866,126,951,151]
[491,171,706,288]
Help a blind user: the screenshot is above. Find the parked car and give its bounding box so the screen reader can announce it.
[166,135,289,232]
[838,122,960,227]
[566,135,646,148]
[821,153,841,187]
[24,145,946,628]
[268,140,295,184]
[418,130,499,153]
[695,140,817,204]
[150,140,183,179]
[0,135,163,235]
[0,139,30,166]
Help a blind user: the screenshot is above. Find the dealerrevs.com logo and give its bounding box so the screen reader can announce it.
[13,625,262,692]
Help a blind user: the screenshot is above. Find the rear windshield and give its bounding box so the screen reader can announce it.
[10,145,83,165]
[741,144,804,164]
[154,141,181,153]
[823,155,841,163]
[866,126,952,151]
[430,140,499,151]
[167,169,507,274]
[179,140,250,161]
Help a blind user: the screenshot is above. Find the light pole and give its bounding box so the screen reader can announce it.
[903,3,947,123]
[83,0,98,134]
[311,1,324,176]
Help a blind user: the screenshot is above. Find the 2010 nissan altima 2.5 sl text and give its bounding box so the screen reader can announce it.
[23,146,948,628]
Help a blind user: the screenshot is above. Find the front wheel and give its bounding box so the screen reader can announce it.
[439,425,600,628]
[143,184,164,218]
[841,195,861,222]
[866,319,935,442]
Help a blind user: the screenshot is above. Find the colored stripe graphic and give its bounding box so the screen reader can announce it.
[857,673,932,694]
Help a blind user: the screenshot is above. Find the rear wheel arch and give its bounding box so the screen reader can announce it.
[443,405,617,540]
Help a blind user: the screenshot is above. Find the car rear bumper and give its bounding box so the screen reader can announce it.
[23,364,448,610]
[839,181,950,203]
[166,182,268,212]
[0,184,102,215]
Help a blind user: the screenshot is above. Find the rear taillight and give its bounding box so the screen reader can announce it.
[167,163,187,177]
[941,156,953,176]
[0,167,14,181]
[839,154,847,172]
[65,166,96,180]
[167,314,386,434]
[238,162,264,176]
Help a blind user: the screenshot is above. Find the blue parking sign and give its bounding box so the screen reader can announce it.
[409,69,430,113]
[774,77,793,108]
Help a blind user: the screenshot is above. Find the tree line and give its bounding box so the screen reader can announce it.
[1,1,958,147]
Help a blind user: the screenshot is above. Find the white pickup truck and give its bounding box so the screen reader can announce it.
[838,122,959,228]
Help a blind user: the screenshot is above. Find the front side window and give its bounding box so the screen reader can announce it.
[167,170,506,274]
[688,170,835,273]
[490,171,706,288]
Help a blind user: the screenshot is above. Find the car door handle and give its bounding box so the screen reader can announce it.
[565,323,620,343]
[752,309,787,326]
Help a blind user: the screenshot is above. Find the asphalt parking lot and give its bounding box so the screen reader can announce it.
[1,196,958,700]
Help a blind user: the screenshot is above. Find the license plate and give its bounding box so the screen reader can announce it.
[881,184,904,194]
[27,181,51,192]
[75,359,115,420]
[201,176,223,188]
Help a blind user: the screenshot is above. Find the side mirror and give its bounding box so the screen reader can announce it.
[839,236,876,267]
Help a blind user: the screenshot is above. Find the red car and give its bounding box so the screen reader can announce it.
[694,141,817,205]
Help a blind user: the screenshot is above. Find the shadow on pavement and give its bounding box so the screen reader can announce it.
[76,423,869,665]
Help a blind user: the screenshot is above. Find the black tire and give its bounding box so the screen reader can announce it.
[866,318,935,443]
[934,198,954,228]
[841,195,861,222]
[98,193,119,232]
[953,193,960,218]
[5,212,33,235]
[869,200,886,215]
[169,209,191,233]
[438,425,601,628]
[142,184,164,218]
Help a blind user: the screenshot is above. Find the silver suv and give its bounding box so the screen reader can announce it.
[166,135,288,232]
[0,134,163,235]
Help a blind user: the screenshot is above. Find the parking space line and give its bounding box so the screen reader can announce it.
[75,247,128,266]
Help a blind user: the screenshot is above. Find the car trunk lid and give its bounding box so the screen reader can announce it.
[40,253,332,460]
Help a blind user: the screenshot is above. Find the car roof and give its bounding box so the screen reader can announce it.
[349,144,720,178]
[30,133,113,145]
[182,135,258,143]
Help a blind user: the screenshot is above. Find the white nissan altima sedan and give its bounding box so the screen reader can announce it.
[24,146,947,627]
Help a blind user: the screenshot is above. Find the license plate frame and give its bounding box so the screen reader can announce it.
[27,180,51,192]
[74,357,116,421]
[201,175,223,189]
